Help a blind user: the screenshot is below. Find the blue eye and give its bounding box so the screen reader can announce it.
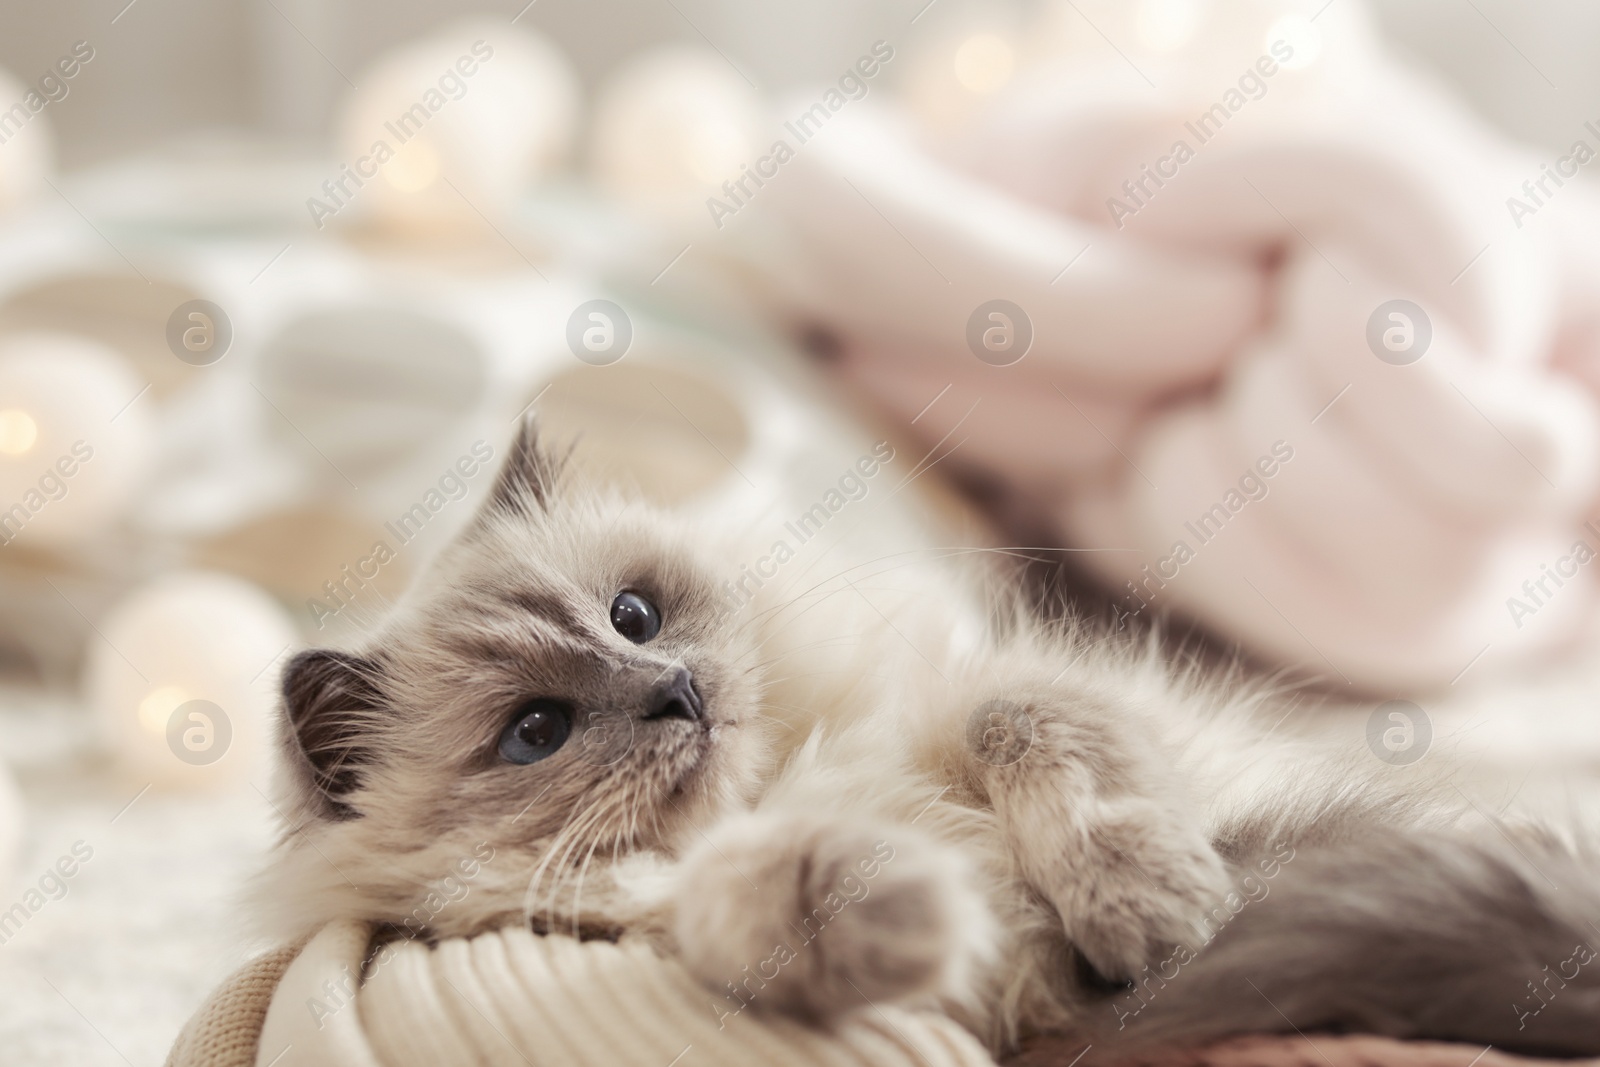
[499,700,572,765]
[610,592,661,643]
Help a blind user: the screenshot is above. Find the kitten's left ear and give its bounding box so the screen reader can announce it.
[482,415,567,518]
[279,649,384,822]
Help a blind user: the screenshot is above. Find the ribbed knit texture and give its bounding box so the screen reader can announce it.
[165,941,302,1067]
[164,921,997,1067]
[363,926,994,1067]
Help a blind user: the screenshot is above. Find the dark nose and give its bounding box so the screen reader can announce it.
[643,667,702,722]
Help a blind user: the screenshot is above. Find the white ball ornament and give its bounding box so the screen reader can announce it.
[899,23,1025,135]
[87,571,299,790]
[335,20,579,231]
[591,46,764,223]
[0,333,152,547]
[0,65,53,215]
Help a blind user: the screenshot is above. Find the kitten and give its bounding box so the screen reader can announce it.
[254,419,1600,1057]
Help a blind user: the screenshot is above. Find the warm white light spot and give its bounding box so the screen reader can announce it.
[1136,0,1207,53]
[684,122,748,184]
[138,685,189,735]
[0,409,38,456]
[954,34,1016,95]
[1266,13,1322,70]
[384,139,441,193]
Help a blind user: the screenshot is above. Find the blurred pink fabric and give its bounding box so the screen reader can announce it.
[1009,1033,1599,1067]
[745,14,1600,692]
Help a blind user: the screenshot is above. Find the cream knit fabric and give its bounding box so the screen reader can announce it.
[165,941,303,1067]
[166,924,1600,1067]
[167,921,997,1067]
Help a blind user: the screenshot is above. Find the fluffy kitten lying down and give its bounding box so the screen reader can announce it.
[256,420,1600,1057]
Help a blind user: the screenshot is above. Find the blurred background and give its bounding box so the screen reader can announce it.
[1,0,1595,163]
[6,0,1600,1063]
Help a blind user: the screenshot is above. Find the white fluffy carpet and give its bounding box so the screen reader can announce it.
[0,685,276,1067]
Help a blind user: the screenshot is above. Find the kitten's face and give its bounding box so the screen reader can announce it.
[267,423,767,939]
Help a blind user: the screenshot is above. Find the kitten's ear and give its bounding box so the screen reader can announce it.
[280,649,383,821]
[483,415,566,518]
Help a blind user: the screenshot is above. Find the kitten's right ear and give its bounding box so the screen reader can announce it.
[280,649,383,822]
[483,415,566,519]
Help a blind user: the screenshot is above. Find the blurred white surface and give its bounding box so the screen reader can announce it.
[0,686,275,1067]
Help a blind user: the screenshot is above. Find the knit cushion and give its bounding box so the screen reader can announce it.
[167,921,997,1067]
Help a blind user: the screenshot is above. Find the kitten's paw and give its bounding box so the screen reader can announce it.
[1052,804,1230,983]
[673,812,988,1022]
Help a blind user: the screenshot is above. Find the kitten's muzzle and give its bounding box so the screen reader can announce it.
[642,667,703,723]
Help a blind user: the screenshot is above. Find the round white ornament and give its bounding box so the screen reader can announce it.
[0,333,152,546]
[336,20,579,230]
[87,570,298,789]
[591,46,764,222]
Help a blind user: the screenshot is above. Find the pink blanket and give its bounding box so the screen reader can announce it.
[746,2,1600,692]
[1008,1034,1600,1067]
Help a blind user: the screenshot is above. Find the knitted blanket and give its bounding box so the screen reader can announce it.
[165,923,1600,1067]
[740,0,1600,691]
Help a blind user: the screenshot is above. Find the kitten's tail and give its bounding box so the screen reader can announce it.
[1090,828,1600,1057]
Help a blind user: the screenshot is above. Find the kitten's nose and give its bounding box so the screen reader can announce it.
[643,667,702,722]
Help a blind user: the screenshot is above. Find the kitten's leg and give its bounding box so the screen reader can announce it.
[671,809,993,1022]
[960,677,1228,983]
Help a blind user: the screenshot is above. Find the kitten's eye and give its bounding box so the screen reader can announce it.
[498,700,572,765]
[610,591,661,643]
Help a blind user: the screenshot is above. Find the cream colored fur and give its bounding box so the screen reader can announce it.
[254,421,1600,1058]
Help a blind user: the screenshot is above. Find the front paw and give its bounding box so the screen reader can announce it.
[1053,802,1230,983]
[673,812,986,1022]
